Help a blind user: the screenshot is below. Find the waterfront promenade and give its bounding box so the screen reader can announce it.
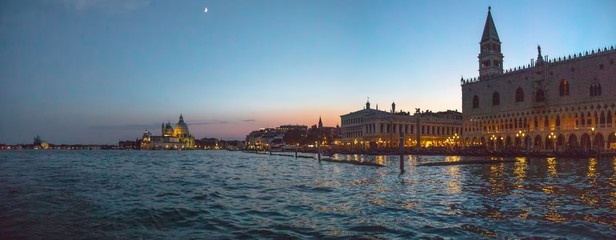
[257,146,616,159]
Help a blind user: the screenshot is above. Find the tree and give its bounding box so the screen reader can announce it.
[304,125,320,145]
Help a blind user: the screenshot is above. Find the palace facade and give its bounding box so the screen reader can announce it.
[140,114,195,150]
[340,100,462,148]
[461,7,616,152]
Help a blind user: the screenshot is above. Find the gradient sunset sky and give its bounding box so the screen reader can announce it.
[1,0,615,144]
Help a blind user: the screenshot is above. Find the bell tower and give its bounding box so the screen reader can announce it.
[478,6,503,77]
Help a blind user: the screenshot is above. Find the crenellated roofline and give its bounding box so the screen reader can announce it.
[461,45,616,86]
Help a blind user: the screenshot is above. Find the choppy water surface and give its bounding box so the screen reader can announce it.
[1,151,615,239]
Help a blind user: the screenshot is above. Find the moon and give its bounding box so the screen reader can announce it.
[204,8,208,13]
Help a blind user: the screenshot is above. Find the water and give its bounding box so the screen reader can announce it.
[1,150,615,239]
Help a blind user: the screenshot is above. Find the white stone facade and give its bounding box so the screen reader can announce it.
[340,101,462,148]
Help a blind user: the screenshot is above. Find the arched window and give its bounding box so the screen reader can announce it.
[608,111,613,126]
[515,87,524,102]
[590,83,603,96]
[492,92,500,106]
[587,112,592,126]
[472,95,479,108]
[536,89,545,102]
[559,79,569,96]
[600,111,606,125]
[517,118,522,128]
[590,85,594,96]
[556,115,561,128]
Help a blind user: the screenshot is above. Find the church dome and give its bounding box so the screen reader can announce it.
[174,114,189,137]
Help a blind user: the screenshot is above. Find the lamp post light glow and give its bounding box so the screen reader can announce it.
[548,132,556,152]
[590,127,596,151]
[453,133,459,147]
[490,135,497,151]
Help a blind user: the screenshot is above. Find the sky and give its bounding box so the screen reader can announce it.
[1,0,615,144]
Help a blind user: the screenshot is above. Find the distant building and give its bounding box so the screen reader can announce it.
[140,114,195,150]
[118,140,139,149]
[196,138,220,149]
[245,127,288,150]
[33,135,49,149]
[311,117,340,146]
[278,125,308,132]
[245,124,331,149]
[340,100,462,148]
[460,7,616,151]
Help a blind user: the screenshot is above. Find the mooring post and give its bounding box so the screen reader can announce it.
[317,116,322,162]
[295,144,298,158]
[269,144,272,155]
[399,131,405,174]
[525,137,530,157]
[415,108,421,149]
[317,142,321,162]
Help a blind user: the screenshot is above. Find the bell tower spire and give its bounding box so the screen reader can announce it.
[478,6,503,77]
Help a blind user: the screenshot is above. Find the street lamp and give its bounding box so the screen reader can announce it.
[589,127,596,152]
[490,135,497,151]
[453,133,459,147]
[516,130,527,152]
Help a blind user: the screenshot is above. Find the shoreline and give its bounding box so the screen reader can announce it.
[245,148,616,159]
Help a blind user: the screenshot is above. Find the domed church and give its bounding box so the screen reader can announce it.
[173,115,190,138]
[140,114,196,150]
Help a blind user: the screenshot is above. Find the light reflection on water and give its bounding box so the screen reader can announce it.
[0,151,615,239]
[547,157,558,177]
[513,157,526,190]
[588,157,597,179]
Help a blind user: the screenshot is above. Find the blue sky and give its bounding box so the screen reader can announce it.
[1,0,615,144]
